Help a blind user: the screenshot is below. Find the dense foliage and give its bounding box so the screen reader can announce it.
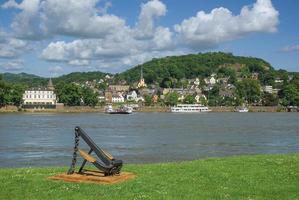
[55,82,99,107]
[117,52,273,85]
[54,72,109,84]
[0,75,25,107]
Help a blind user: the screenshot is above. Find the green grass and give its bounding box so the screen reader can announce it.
[1,154,299,200]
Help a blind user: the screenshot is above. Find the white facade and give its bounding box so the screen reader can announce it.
[263,86,273,94]
[127,91,138,100]
[126,91,144,102]
[204,76,216,85]
[23,89,57,105]
[112,95,124,103]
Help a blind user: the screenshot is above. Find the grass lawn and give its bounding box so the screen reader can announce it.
[1,154,299,200]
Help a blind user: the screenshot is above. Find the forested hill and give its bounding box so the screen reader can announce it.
[54,71,109,83]
[1,71,109,87]
[2,72,47,87]
[1,52,293,87]
[116,52,274,84]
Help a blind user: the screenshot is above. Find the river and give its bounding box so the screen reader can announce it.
[0,112,298,168]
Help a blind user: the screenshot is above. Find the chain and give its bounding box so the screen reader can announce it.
[67,131,80,175]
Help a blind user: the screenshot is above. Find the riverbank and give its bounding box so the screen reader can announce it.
[1,154,298,199]
[0,105,292,113]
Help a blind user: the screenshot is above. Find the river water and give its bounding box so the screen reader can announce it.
[0,112,298,168]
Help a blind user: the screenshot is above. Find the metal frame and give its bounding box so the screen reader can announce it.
[67,126,123,176]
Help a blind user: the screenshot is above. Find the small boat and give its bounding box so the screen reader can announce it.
[236,107,249,113]
[171,104,211,113]
[105,105,133,114]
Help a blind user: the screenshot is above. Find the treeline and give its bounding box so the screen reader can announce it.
[0,75,26,107]
[2,71,109,87]
[0,75,100,107]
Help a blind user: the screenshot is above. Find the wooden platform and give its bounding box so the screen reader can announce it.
[48,171,135,185]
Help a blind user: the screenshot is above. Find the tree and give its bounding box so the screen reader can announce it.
[144,94,152,106]
[82,87,98,107]
[164,92,179,106]
[0,81,25,107]
[56,83,82,106]
[262,93,279,106]
[183,94,195,104]
[279,84,299,106]
[9,84,25,106]
[0,79,8,107]
[236,79,261,104]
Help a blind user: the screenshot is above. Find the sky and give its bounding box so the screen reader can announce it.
[0,0,298,77]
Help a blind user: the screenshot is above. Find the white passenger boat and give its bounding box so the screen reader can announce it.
[171,104,211,113]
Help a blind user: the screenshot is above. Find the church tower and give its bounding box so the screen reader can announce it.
[137,67,147,88]
[47,78,55,91]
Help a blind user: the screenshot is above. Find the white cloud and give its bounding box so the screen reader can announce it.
[174,0,279,48]
[48,66,63,73]
[1,60,24,71]
[281,44,299,52]
[0,29,29,58]
[2,0,126,39]
[134,0,167,40]
[40,0,173,69]
[68,59,90,66]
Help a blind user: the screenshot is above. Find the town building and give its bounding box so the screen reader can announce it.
[263,85,273,94]
[126,91,144,102]
[108,85,130,92]
[22,79,57,109]
[112,94,125,103]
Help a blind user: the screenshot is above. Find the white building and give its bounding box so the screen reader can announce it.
[194,78,200,86]
[22,79,57,108]
[112,94,125,103]
[204,76,216,85]
[126,91,144,102]
[263,85,273,94]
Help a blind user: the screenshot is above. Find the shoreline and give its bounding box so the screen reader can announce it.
[0,105,292,113]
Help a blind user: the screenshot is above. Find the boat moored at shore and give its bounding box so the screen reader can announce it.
[171,104,211,113]
[236,107,249,113]
[105,105,133,114]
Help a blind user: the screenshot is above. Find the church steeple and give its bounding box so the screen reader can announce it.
[47,78,54,91]
[140,66,143,80]
[137,66,147,88]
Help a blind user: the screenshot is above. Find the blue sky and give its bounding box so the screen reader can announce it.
[0,0,298,77]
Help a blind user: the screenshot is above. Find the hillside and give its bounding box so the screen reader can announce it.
[54,71,109,83]
[2,72,47,87]
[1,71,110,87]
[117,52,274,85]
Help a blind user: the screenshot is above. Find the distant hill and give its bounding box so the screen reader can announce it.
[1,71,110,87]
[1,52,286,87]
[117,52,274,84]
[2,72,47,87]
[54,71,109,84]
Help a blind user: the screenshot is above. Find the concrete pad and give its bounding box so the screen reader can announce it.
[48,171,135,185]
